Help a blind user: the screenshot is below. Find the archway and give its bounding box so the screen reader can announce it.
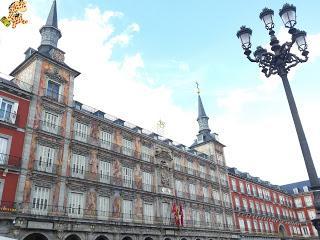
[23,233,48,240]
[164,238,171,240]
[96,236,109,240]
[122,237,133,240]
[181,238,187,240]
[65,234,82,240]
[145,237,153,240]
[279,225,286,240]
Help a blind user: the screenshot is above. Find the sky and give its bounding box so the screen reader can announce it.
[0,0,320,186]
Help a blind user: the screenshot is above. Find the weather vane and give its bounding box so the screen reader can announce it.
[195,81,200,95]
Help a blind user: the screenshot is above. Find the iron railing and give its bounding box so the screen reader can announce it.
[38,120,63,135]
[0,110,18,125]
[0,153,21,168]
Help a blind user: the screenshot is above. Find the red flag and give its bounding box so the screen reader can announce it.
[180,204,184,226]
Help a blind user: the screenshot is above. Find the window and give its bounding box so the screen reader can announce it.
[46,80,60,101]
[253,220,258,232]
[68,192,84,217]
[261,203,266,214]
[162,202,170,224]
[304,196,312,207]
[71,154,86,179]
[187,161,193,175]
[141,145,152,162]
[123,200,133,222]
[175,180,183,197]
[249,201,255,213]
[99,161,111,183]
[297,211,306,222]
[252,185,257,196]
[276,207,280,216]
[37,145,55,173]
[122,167,133,188]
[213,190,221,204]
[42,111,59,134]
[216,213,223,228]
[144,203,153,224]
[235,197,240,208]
[220,173,227,186]
[100,130,113,149]
[0,98,18,124]
[259,221,264,232]
[224,193,230,207]
[97,196,109,219]
[273,193,277,203]
[258,188,263,198]
[0,136,9,164]
[143,172,152,192]
[199,165,205,178]
[192,209,200,226]
[238,218,245,232]
[264,221,269,232]
[122,138,134,156]
[0,180,4,202]
[294,198,302,208]
[226,215,233,229]
[246,183,251,195]
[239,181,244,193]
[246,219,252,232]
[189,184,196,200]
[31,186,50,215]
[308,210,316,220]
[231,179,237,191]
[269,222,274,232]
[210,168,216,182]
[74,122,89,142]
[203,187,208,202]
[302,226,309,236]
[243,199,248,211]
[255,202,260,214]
[174,156,181,171]
[205,212,211,224]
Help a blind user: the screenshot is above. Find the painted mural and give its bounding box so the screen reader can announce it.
[86,190,96,216]
[133,194,143,220]
[112,159,122,185]
[133,164,142,189]
[112,191,121,218]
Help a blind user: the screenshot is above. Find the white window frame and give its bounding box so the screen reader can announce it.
[188,161,193,175]
[71,153,86,179]
[122,167,133,188]
[31,186,50,215]
[0,97,18,124]
[123,199,133,222]
[100,130,113,150]
[0,135,10,165]
[143,171,152,192]
[97,195,110,220]
[189,183,196,200]
[122,138,134,156]
[42,111,60,134]
[37,145,55,173]
[141,145,153,162]
[144,203,154,224]
[0,179,5,202]
[68,191,84,218]
[74,122,89,142]
[99,160,111,183]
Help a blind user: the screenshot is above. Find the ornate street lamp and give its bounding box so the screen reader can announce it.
[237,3,320,238]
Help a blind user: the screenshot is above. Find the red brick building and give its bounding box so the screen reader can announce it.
[228,167,305,239]
[282,180,319,238]
[0,76,31,211]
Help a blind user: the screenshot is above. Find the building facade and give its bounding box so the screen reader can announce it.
[0,1,237,240]
[228,168,305,239]
[0,76,31,220]
[282,180,319,238]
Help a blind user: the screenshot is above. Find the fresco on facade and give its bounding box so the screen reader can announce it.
[112,159,122,185]
[86,190,96,216]
[134,194,143,220]
[186,206,192,225]
[134,164,142,189]
[196,182,203,197]
[112,191,121,218]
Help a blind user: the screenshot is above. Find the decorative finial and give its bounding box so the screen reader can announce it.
[195,81,200,95]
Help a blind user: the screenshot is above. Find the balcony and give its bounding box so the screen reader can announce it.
[38,120,63,135]
[0,110,18,125]
[33,159,60,174]
[0,153,21,168]
[42,88,65,104]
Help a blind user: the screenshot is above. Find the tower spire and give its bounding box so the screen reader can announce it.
[38,0,62,53]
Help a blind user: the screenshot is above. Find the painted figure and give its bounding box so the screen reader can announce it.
[134,195,143,220]
[134,164,142,189]
[112,192,121,218]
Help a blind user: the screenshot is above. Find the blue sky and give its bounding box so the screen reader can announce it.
[1,0,320,185]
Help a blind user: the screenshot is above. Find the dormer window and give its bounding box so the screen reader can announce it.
[197,134,203,143]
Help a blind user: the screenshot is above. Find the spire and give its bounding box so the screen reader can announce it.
[38,1,62,53]
[197,94,208,121]
[46,0,58,28]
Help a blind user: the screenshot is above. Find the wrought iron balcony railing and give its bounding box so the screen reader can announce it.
[0,153,21,168]
[38,120,63,135]
[0,110,18,125]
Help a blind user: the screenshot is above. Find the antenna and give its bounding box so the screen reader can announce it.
[156,119,166,136]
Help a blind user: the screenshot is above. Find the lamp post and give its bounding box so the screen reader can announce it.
[236,3,320,238]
